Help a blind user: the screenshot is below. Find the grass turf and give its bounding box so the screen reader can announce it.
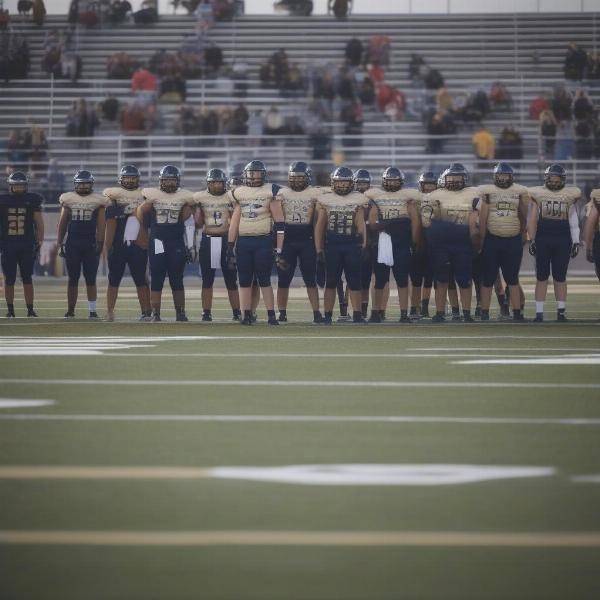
[0,278,599,599]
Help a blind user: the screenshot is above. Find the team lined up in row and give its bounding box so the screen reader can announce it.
[1,159,599,323]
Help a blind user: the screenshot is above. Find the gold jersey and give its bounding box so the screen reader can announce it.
[193,190,232,230]
[141,188,195,225]
[365,187,416,222]
[428,187,478,226]
[528,185,581,221]
[319,190,367,236]
[276,185,321,226]
[103,187,145,215]
[59,192,109,221]
[477,183,528,237]
[231,183,277,236]
[587,195,600,232]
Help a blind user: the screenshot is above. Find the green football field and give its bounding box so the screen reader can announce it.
[1,278,600,599]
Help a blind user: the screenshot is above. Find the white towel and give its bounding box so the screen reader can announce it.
[210,236,222,269]
[154,239,165,254]
[124,216,140,243]
[377,232,394,266]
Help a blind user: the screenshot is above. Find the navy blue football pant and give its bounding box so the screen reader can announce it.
[409,244,433,289]
[65,239,99,287]
[236,234,273,287]
[374,238,412,289]
[108,243,148,288]
[277,233,317,289]
[481,232,522,287]
[199,234,238,290]
[593,232,600,282]
[325,233,362,291]
[0,241,34,285]
[535,222,571,283]
[361,244,376,290]
[149,237,186,292]
[429,221,473,288]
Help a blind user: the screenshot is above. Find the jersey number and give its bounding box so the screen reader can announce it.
[7,208,26,236]
[543,201,567,219]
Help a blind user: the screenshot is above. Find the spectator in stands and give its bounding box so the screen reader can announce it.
[68,0,79,27]
[495,126,523,161]
[573,89,594,121]
[263,105,285,136]
[329,0,351,18]
[199,106,219,136]
[18,1,33,17]
[358,76,375,105]
[423,66,444,91]
[408,53,426,85]
[99,94,120,121]
[65,98,99,148]
[340,99,363,149]
[459,89,490,122]
[272,48,290,89]
[426,111,450,154]
[555,120,574,160]
[539,109,557,159]
[232,103,249,135]
[131,67,158,105]
[23,121,48,175]
[551,85,573,122]
[174,104,198,134]
[42,159,65,204]
[160,73,186,103]
[489,81,511,112]
[338,67,355,101]
[0,32,30,81]
[6,129,29,168]
[472,125,495,177]
[575,119,593,161]
[133,0,158,24]
[381,85,406,121]
[345,38,363,67]
[121,100,156,134]
[61,48,82,82]
[529,92,550,121]
[108,0,132,25]
[366,35,390,67]
[436,86,454,114]
[312,69,336,103]
[107,52,139,78]
[41,42,62,77]
[564,42,588,81]
[32,0,46,27]
[205,42,223,75]
[586,52,600,82]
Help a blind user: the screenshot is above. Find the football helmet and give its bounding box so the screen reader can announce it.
[544,164,566,191]
[159,165,180,193]
[382,167,405,192]
[353,169,371,193]
[418,171,437,194]
[444,163,469,191]
[74,169,94,195]
[288,161,311,191]
[243,160,267,187]
[331,166,354,195]
[493,162,514,189]
[228,163,245,190]
[206,168,227,195]
[7,170,28,194]
[119,164,141,190]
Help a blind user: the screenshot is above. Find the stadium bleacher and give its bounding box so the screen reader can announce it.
[1,12,600,187]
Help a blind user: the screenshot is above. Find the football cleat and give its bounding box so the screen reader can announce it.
[27,309,38,318]
[368,311,382,323]
[240,316,253,325]
[399,314,411,323]
[278,312,288,322]
[202,312,213,322]
[151,312,162,322]
[557,313,568,322]
[432,313,445,323]
[64,310,75,319]
[534,313,544,323]
[5,310,15,318]
[176,311,189,322]
[105,312,115,322]
[313,311,323,324]
[463,314,475,323]
[268,316,279,326]
[89,312,100,320]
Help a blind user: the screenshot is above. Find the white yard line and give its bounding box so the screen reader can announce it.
[1,414,599,425]
[0,379,598,389]
[0,530,599,547]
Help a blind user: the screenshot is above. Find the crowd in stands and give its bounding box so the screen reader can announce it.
[6,121,49,175]
[42,29,82,82]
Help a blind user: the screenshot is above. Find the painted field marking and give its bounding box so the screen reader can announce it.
[0,379,598,389]
[1,414,600,426]
[0,400,55,409]
[572,475,600,483]
[455,356,600,365]
[2,530,599,547]
[0,464,554,486]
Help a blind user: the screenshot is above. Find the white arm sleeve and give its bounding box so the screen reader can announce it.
[569,204,580,244]
[184,215,195,247]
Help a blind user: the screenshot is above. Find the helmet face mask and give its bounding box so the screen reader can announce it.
[545,175,565,191]
[382,167,404,193]
[494,174,513,189]
[419,182,437,194]
[289,174,309,191]
[445,175,466,191]
[207,168,226,195]
[353,169,371,193]
[74,170,94,195]
[243,160,267,187]
[119,165,140,190]
[7,171,28,195]
[159,165,180,193]
[208,181,225,195]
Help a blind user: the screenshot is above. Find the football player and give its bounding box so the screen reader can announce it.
[137,165,195,322]
[527,164,581,322]
[194,168,240,321]
[275,161,322,323]
[584,193,600,285]
[0,171,44,317]
[103,165,151,322]
[227,160,286,326]
[477,163,528,321]
[57,170,109,319]
[410,170,436,318]
[427,163,479,323]
[366,167,420,323]
[315,166,368,324]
